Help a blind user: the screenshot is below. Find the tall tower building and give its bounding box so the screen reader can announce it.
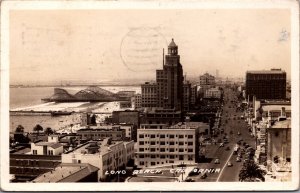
[156,39,184,110]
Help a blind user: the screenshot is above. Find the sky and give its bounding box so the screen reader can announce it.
[9,9,291,85]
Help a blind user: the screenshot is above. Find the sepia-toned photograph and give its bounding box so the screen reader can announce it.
[1,0,299,191]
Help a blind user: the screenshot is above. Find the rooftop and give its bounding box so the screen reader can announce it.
[247,70,286,74]
[171,122,209,130]
[65,139,124,155]
[32,163,99,183]
[261,105,291,112]
[168,38,177,47]
[271,119,291,129]
[34,142,63,149]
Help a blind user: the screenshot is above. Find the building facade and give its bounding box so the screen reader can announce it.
[200,73,216,86]
[204,87,222,99]
[135,124,198,168]
[246,69,286,100]
[76,126,126,141]
[141,82,157,108]
[61,139,135,181]
[183,82,191,111]
[132,94,142,109]
[266,118,291,181]
[191,85,199,106]
[140,108,182,126]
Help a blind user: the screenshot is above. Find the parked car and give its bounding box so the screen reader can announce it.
[227,162,233,167]
[214,159,220,164]
[185,178,195,182]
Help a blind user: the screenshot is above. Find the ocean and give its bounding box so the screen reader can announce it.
[9,86,140,133]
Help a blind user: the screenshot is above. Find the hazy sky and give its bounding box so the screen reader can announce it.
[10,9,291,84]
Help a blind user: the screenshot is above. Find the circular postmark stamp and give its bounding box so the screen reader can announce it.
[120,27,168,72]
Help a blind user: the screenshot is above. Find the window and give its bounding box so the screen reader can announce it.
[160,141,165,145]
[139,141,144,145]
[179,148,184,152]
[78,160,81,163]
[169,160,174,163]
[179,135,184,138]
[33,150,37,155]
[139,134,144,138]
[179,155,184,160]
[170,155,175,159]
[170,148,174,152]
[150,148,155,152]
[160,155,166,159]
[151,162,156,166]
[139,148,144,152]
[160,148,165,152]
[150,134,156,138]
[140,161,144,165]
[179,142,184,145]
[188,142,193,146]
[188,135,193,139]
[150,141,156,145]
[139,155,144,158]
[151,155,156,158]
[170,142,175,145]
[160,134,165,138]
[188,149,193,152]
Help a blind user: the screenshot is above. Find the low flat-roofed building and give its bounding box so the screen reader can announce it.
[61,138,134,181]
[77,125,126,141]
[32,163,99,183]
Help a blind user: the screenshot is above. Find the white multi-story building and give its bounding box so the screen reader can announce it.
[135,123,199,168]
[61,138,135,181]
[204,87,222,99]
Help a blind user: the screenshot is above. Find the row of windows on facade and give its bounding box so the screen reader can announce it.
[139,141,193,146]
[142,96,157,99]
[138,154,193,159]
[139,134,193,138]
[139,157,193,165]
[11,167,47,174]
[13,159,59,166]
[32,150,54,155]
[143,114,181,118]
[247,75,286,80]
[138,148,193,152]
[81,134,123,137]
